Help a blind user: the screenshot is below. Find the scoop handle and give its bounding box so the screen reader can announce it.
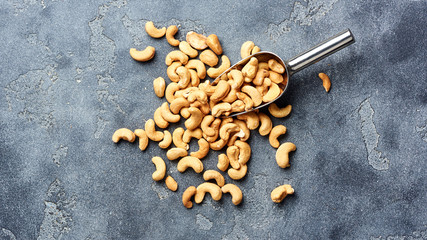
[286,29,355,75]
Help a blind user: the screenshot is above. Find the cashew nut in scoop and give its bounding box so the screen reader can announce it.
[166,148,188,161]
[227,145,240,170]
[153,77,166,98]
[200,49,218,67]
[166,25,179,46]
[185,59,206,79]
[262,83,281,103]
[206,34,223,55]
[240,41,255,59]
[185,107,203,130]
[158,130,172,149]
[236,92,254,111]
[172,127,189,150]
[268,103,292,118]
[228,164,247,180]
[268,70,284,84]
[179,41,198,58]
[165,175,178,191]
[234,140,251,165]
[134,129,148,151]
[241,85,262,107]
[129,47,155,62]
[203,170,225,187]
[269,125,287,148]
[271,184,294,203]
[194,182,222,203]
[165,50,189,66]
[268,59,285,74]
[231,100,245,113]
[241,57,258,79]
[182,186,197,208]
[258,61,269,70]
[190,138,210,159]
[228,69,244,89]
[258,112,273,136]
[145,21,166,38]
[207,55,230,79]
[183,128,203,143]
[112,128,136,143]
[237,112,259,130]
[177,156,203,173]
[253,68,269,86]
[276,142,296,168]
[318,72,331,92]
[151,156,166,181]
[145,119,164,141]
[154,107,169,129]
[170,97,190,114]
[217,154,229,172]
[160,102,180,123]
[222,184,243,205]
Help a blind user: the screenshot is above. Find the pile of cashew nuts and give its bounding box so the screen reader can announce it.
[113,21,298,207]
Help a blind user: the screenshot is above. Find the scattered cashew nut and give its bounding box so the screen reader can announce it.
[186,31,208,50]
[217,153,229,172]
[268,103,292,118]
[258,113,273,136]
[269,125,287,148]
[271,184,294,203]
[145,21,166,38]
[228,164,247,180]
[166,147,188,161]
[207,55,230,79]
[276,142,296,168]
[112,128,136,143]
[165,175,178,191]
[145,119,164,141]
[222,184,243,205]
[185,107,203,130]
[151,156,166,181]
[177,156,203,173]
[166,25,179,46]
[165,50,189,66]
[134,129,148,151]
[318,72,331,92]
[200,49,218,67]
[129,47,155,62]
[153,77,166,98]
[206,34,223,55]
[240,41,255,59]
[172,127,189,150]
[194,182,222,203]
[203,170,225,187]
[159,130,172,149]
[182,186,197,208]
[179,41,198,58]
[190,138,210,159]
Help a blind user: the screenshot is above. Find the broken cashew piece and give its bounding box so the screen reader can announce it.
[207,55,230,79]
[129,47,155,62]
[151,156,166,181]
[217,154,229,172]
[182,186,197,208]
[145,21,166,38]
[112,128,136,143]
[222,184,243,205]
[186,31,208,50]
[145,119,164,141]
[165,176,178,191]
[166,25,179,46]
[200,49,219,67]
[166,148,188,161]
[134,129,148,151]
[268,103,292,118]
[276,142,296,168]
[269,125,287,148]
[177,156,203,173]
[318,72,331,92]
[172,127,189,150]
[206,34,223,55]
[203,170,225,187]
[158,130,172,149]
[240,41,255,59]
[190,138,210,159]
[194,182,222,203]
[268,59,285,74]
[271,184,294,203]
[153,77,166,98]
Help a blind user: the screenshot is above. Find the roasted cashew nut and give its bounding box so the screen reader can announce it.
[236,112,259,130]
[203,170,225,187]
[185,59,206,79]
[194,182,222,203]
[183,128,203,143]
[153,77,166,98]
[180,107,191,119]
[154,107,169,129]
[276,142,296,168]
[234,140,251,165]
[182,186,197,208]
[210,138,227,151]
[241,57,258,80]
[206,34,223,55]
[271,184,294,203]
[240,41,255,59]
[190,138,210,159]
[170,97,190,114]
[207,55,230,79]
[112,128,136,143]
[269,125,287,148]
[129,47,155,62]
[179,41,198,58]
[227,145,240,170]
[251,46,261,55]
[189,69,200,87]
[268,70,284,84]
[241,85,262,107]
[165,50,189,66]
[253,68,269,86]
[258,112,273,136]
[159,130,172,149]
[188,90,208,104]
[211,102,231,117]
[268,103,292,118]
[145,21,166,38]
[199,80,217,96]
[222,88,238,103]
[200,49,218,67]
[176,66,191,88]
[165,82,180,103]
[185,107,203,130]
[166,147,188,161]
[268,59,285,74]
[233,119,250,142]
[231,100,245,113]
[151,156,166,181]
[236,92,254,111]
[222,184,243,205]
[262,83,280,103]
[219,123,240,141]
[318,72,331,92]
[177,156,203,173]
[186,31,208,50]
[166,25,179,46]
[229,69,244,89]
[228,164,247,180]
[134,129,149,151]
[203,118,221,143]
[217,153,229,172]
[165,175,178,191]
[167,62,182,83]
[160,102,180,123]
[210,80,231,103]
[191,101,210,115]
[145,119,164,141]
[172,127,189,150]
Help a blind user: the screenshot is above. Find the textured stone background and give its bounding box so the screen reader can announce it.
[0,0,426,239]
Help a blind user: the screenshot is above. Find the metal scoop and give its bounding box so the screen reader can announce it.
[213,29,355,117]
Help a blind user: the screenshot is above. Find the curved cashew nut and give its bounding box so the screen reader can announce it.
[190,138,210,159]
[182,186,197,208]
[227,145,240,170]
[242,57,258,80]
[185,59,206,79]
[186,31,208,50]
[269,125,287,148]
[203,170,225,187]
[185,107,203,130]
[219,123,240,141]
[222,184,243,205]
[189,69,200,87]
[318,72,331,92]
[234,140,251,165]
[191,101,210,115]
[188,90,207,104]
[258,112,273,136]
[206,34,223,55]
[166,25,179,46]
[233,119,250,142]
[210,80,231,103]
[183,128,203,143]
[177,156,203,173]
[229,69,244,89]
[211,102,231,117]
[145,119,164,141]
[222,88,238,103]
[207,55,230,79]
[268,59,285,74]
[176,66,191,88]
[268,103,292,118]
[179,41,198,58]
[271,184,294,203]
[170,97,190,114]
[241,85,262,107]
[165,82,180,103]
[134,129,148,151]
[199,80,217,96]
[231,100,245,113]
[194,182,222,203]
[129,47,155,62]
[145,21,166,38]
[240,41,255,59]
[172,127,189,150]
[201,115,216,137]
[151,156,166,181]
[159,130,172,149]
[227,164,247,180]
[180,107,191,119]
[217,154,229,172]
[165,175,178,191]
[154,107,169,129]
[236,92,254,111]
[210,138,227,151]
[200,49,218,67]
[236,112,259,130]
[153,77,166,98]
[165,50,189,66]
[112,128,136,143]
[262,83,280,103]
[167,62,182,83]
[166,147,188,161]
[258,61,269,70]
[160,102,180,123]
[251,46,261,55]
[276,142,296,168]
[268,70,284,84]
[253,68,269,86]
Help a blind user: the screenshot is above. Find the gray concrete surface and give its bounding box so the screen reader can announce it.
[1,0,426,239]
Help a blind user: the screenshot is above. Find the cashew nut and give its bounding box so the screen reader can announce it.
[258,62,269,70]
[318,72,331,92]
[180,107,191,119]
[145,21,166,38]
[194,182,222,203]
[199,80,217,96]
[207,55,230,79]
[206,34,223,55]
[203,170,225,187]
[240,41,255,59]
[241,57,258,80]
[177,156,203,173]
[236,112,259,130]
[269,125,287,148]
[179,41,198,58]
[185,59,206,79]
[170,97,190,114]
[200,115,216,137]
[186,31,208,50]
[234,140,251,165]
[182,186,197,208]
[165,82,180,103]
[227,145,240,170]
[200,49,218,67]
[129,47,155,62]
[190,138,210,159]
[222,184,243,205]
[185,107,203,130]
[268,70,284,84]
[219,123,240,141]
[268,59,285,74]
[232,120,250,142]
[159,130,172,149]
[227,164,247,180]
[231,99,246,112]
[191,101,210,115]
[258,113,273,136]
[241,85,262,107]
[154,107,169,129]
[145,119,164,141]
[172,127,189,150]
[268,103,292,118]
[204,118,221,142]
[151,156,166,181]
[112,128,136,143]
[152,77,166,98]
[167,62,182,82]
[166,147,188,161]
[211,103,232,117]
[276,142,296,168]
[188,90,208,104]
[183,128,203,143]
[262,83,281,103]
[210,80,231,103]
[228,69,244,89]
[165,50,189,66]
[176,66,191,89]
[165,175,178,191]
[134,129,148,151]
[210,138,227,151]
[251,46,261,55]
[189,69,200,87]
[217,154,229,172]
[166,25,179,46]
[271,184,294,203]
[253,68,269,86]
[160,102,180,123]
